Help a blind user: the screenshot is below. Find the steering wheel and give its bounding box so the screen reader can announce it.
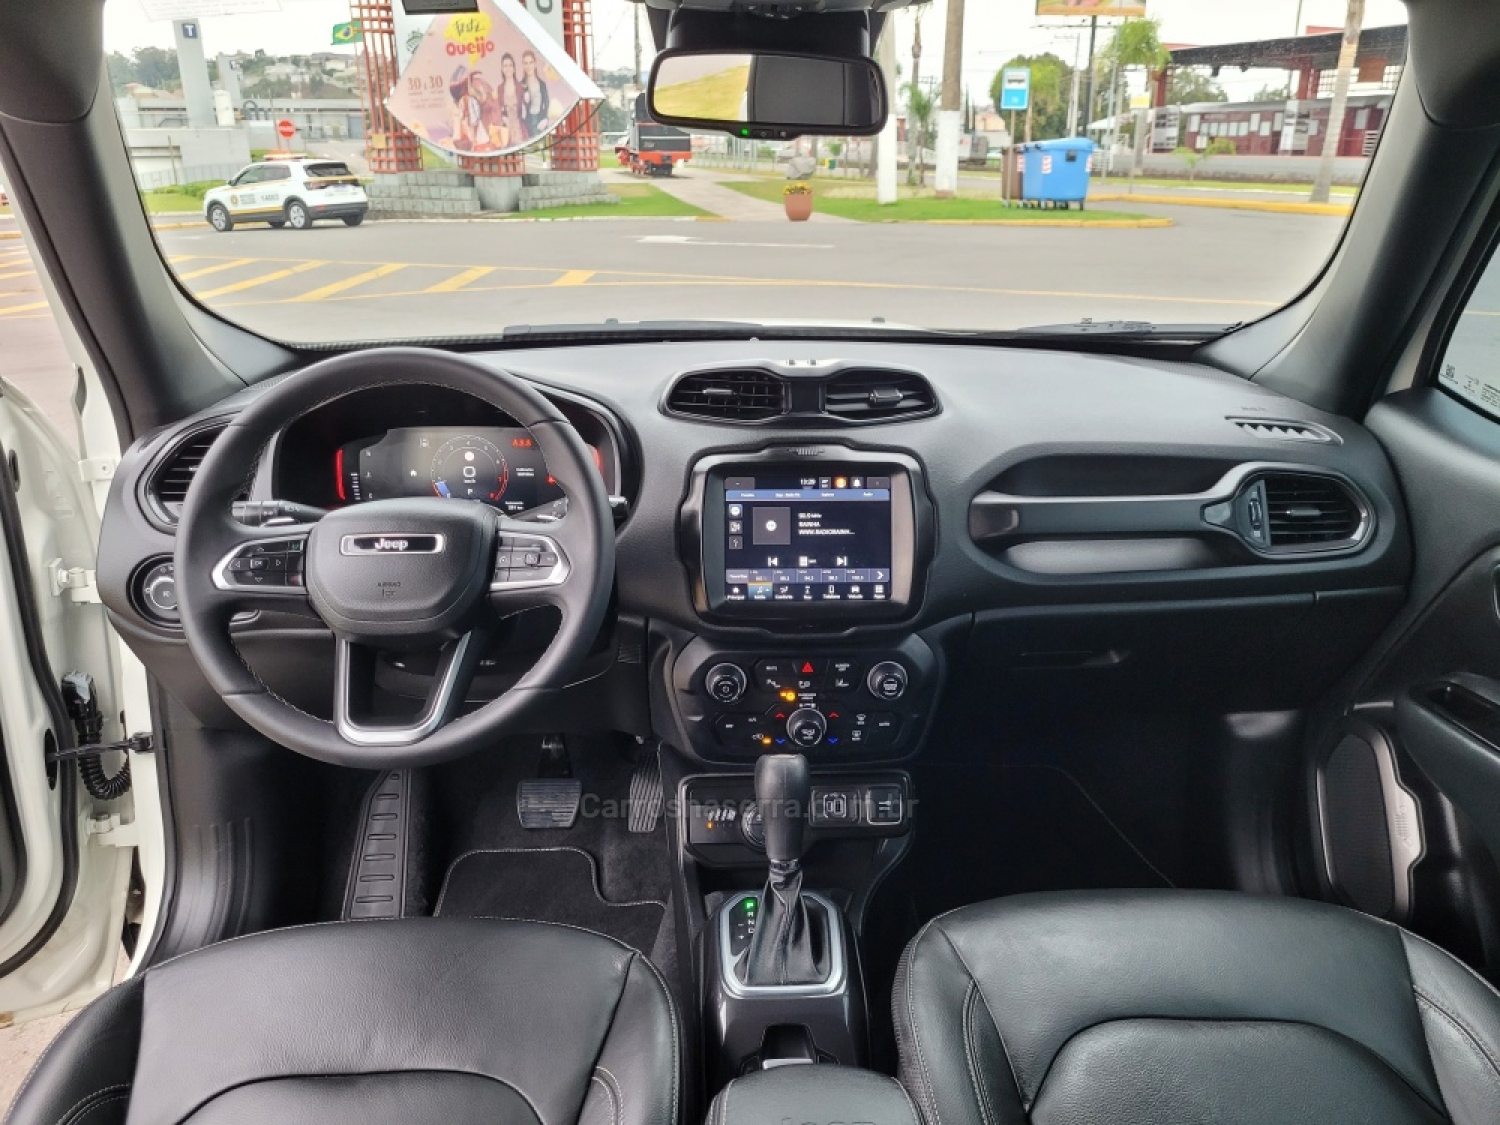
[174,348,615,768]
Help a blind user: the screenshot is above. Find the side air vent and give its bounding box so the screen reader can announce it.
[822,369,938,422]
[1230,417,1339,444]
[665,370,787,422]
[1263,473,1364,549]
[148,425,242,522]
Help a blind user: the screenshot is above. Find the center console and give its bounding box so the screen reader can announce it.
[674,446,939,764]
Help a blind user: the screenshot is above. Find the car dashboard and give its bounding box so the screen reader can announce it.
[97,339,1411,790]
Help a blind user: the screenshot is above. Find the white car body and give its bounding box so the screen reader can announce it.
[203,159,369,231]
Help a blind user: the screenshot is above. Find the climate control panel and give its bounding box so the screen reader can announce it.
[670,636,939,762]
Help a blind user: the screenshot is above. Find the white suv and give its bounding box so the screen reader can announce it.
[204,159,369,232]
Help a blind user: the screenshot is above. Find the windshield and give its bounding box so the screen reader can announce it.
[103,0,1406,345]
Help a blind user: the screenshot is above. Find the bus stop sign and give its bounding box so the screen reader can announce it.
[1000,68,1031,112]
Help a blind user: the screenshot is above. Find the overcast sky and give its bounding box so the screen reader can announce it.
[104,0,1412,102]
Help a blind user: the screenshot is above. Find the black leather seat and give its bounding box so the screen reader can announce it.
[6,918,679,1125]
[895,890,1500,1125]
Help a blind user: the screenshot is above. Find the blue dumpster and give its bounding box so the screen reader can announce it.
[1019,138,1095,209]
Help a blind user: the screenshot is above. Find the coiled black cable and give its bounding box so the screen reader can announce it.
[61,671,131,801]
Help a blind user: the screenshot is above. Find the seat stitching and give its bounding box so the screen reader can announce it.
[63,1091,129,1125]
[43,1083,130,1125]
[590,1070,620,1125]
[934,924,1026,1114]
[594,1066,624,1125]
[1414,990,1500,1090]
[962,981,997,1125]
[900,917,944,1125]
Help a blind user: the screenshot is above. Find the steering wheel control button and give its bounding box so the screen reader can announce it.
[787,708,828,747]
[706,663,749,704]
[867,661,909,701]
[215,536,308,591]
[490,533,568,589]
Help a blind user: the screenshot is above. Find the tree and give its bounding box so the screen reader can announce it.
[903,81,936,188]
[990,53,1072,141]
[1311,0,1365,204]
[131,46,181,92]
[1252,83,1292,102]
[1166,68,1226,106]
[1174,136,1236,182]
[1104,17,1170,73]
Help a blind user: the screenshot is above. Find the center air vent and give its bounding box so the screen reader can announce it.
[822,369,938,422]
[1262,473,1365,549]
[147,425,243,522]
[665,370,787,422]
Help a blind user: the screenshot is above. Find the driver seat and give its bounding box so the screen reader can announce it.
[5,918,679,1125]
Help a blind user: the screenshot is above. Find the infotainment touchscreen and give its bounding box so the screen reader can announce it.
[723,469,893,603]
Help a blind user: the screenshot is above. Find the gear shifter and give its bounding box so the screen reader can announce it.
[740,753,832,987]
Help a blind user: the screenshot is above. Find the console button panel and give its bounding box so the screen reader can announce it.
[672,635,938,763]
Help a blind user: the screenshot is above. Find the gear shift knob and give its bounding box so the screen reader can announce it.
[756,753,811,867]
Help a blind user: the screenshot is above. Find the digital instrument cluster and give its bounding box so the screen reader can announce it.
[337,427,598,518]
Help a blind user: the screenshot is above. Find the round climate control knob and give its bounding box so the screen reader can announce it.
[786,708,828,748]
[867,661,909,701]
[705,663,748,704]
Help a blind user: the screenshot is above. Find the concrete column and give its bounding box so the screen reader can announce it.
[877,21,898,205]
[934,110,961,196]
[174,19,215,129]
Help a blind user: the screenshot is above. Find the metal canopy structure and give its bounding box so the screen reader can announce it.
[1167,24,1407,74]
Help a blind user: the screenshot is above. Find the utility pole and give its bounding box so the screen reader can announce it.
[906,11,923,186]
[633,3,643,87]
[935,0,965,198]
[1080,15,1098,137]
[877,17,898,203]
[1311,0,1364,203]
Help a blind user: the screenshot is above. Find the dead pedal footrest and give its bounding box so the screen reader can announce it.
[517,778,583,829]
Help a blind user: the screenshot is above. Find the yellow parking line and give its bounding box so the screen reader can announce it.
[551,270,595,287]
[195,259,326,300]
[0,300,49,316]
[177,258,255,280]
[291,262,407,302]
[425,265,495,293]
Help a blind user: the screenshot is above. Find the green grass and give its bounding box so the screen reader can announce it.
[721,180,1154,223]
[500,182,709,220]
[599,149,622,169]
[140,180,222,214]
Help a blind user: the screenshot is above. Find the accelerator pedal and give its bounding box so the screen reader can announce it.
[627,749,664,834]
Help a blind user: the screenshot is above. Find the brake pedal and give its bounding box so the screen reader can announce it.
[517,778,583,829]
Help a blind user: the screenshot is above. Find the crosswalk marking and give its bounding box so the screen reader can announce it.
[177,258,255,281]
[292,262,407,302]
[195,259,326,300]
[425,266,495,293]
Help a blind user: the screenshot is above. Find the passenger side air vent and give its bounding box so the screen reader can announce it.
[822,369,938,422]
[665,370,787,422]
[1262,473,1364,549]
[1229,417,1338,444]
[148,425,243,522]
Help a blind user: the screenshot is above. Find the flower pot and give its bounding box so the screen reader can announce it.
[784,192,814,222]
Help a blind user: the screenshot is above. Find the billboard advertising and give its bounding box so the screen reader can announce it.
[385,0,601,158]
[1036,1,1148,17]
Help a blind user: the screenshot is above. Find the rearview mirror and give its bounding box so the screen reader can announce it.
[647,50,888,139]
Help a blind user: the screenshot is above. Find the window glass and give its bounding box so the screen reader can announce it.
[1439,251,1500,419]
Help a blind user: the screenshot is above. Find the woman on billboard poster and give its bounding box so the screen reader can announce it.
[521,49,551,136]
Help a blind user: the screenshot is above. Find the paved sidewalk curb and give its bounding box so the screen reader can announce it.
[891,217,1173,229]
[1090,191,1351,216]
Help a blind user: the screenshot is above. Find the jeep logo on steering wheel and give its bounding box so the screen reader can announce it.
[340,534,446,555]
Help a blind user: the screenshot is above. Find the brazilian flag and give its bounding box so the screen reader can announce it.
[331,20,362,45]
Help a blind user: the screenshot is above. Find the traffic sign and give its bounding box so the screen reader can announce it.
[999,68,1031,113]
[276,119,296,140]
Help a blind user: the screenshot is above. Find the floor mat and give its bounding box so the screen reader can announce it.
[435,846,666,954]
